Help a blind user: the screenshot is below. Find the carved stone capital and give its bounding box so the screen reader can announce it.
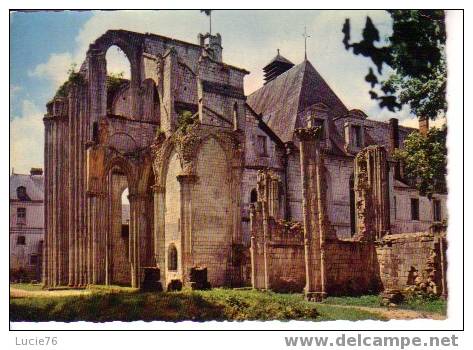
[128,192,151,202]
[176,174,197,184]
[151,184,166,194]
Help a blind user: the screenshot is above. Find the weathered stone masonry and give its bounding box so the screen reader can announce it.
[43,29,447,297]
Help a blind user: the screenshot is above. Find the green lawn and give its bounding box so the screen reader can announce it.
[10,286,388,322]
[324,294,447,315]
[10,283,44,292]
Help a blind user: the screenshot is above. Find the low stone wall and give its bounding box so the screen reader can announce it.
[376,231,447,296]
[324,239,381,296]
[266,220,306,292]
[267,243,306,293]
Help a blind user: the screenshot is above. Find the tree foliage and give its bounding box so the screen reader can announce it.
[342,10,446,120]
[177,110,198,134]
[394,127,447,198]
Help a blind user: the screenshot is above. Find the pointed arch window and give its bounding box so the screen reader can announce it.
[168,244,178,271]
[250,188,258,203]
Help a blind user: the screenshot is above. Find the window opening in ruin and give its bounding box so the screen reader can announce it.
[30,254,38,265]
[17,235,26,245]
[433,199,442,222]
[106,45,131,117]
[106,45,131,79]
[92,121,99,143]
[121,187,130,237]
[168,244,178,271]
[393,196,397,219]
[233,102,239,131]
[250,188,258,203]
[257,135,268,156]
[17,207,26,225]
[411,198,420,221]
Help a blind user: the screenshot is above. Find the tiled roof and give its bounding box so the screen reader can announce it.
[247,60,348,142]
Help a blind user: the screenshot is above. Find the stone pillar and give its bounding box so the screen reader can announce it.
[153,185,166,286]
[128,193,148,288]
[87,49,107,133]
[249,202,265,289]
[161,48,178,135]
[354,145,390,241]
[176,174,196,285]
[42,116,52,286]
[256,171,271,289]
[295,126,328,301]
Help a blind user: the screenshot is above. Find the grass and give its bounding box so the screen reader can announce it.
[324,294,447,315]
[10,286,387,322]
[10,283,44,292]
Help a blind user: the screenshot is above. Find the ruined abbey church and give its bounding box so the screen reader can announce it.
[43,30,447,299]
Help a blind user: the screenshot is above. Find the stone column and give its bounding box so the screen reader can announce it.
[87,49,107,126]
[176,174,196,285]
[249,202,265,289]
[256,171,271,289]
[354,145,390,241]
[295,126,326,301]
[42,116,53,286]
[128,193,148,288]
[152,185,166,286]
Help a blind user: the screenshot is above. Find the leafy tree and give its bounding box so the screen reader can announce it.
[394,127,447,198]
[342,10,446,120]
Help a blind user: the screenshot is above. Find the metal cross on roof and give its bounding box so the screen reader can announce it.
[302,26,311,60]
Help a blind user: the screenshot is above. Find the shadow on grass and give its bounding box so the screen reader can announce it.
[10,291,226,322]
[10,288,389,322]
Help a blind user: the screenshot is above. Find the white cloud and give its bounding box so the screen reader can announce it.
[10,100,44,174]
[28,52,74,89]
[10,85,22,96]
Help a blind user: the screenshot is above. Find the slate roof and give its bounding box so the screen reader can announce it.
[247,60,348,143]
[265,52,294,67]
[10,173,44,201]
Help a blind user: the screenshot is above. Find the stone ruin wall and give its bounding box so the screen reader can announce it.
[250,142,447,298]
[324,239,380,295]
[377,231,447,297]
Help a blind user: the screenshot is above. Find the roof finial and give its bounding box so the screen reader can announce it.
[302,26,311,61]
[277,48,280,56]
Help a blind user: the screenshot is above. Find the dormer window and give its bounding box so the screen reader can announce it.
[16,186,30,201]
[352,125,363,148]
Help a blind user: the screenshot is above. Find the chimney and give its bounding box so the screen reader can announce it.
[389,118,401,180]
[389,118,399,150]
[419,117,429,136]
[30,168,43,176]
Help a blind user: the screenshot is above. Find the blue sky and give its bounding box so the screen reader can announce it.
[10,10,435,174]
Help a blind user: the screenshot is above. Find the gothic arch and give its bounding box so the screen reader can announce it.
[88,30,142,76]
[102,155,137,192]
[107,132,139,154]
